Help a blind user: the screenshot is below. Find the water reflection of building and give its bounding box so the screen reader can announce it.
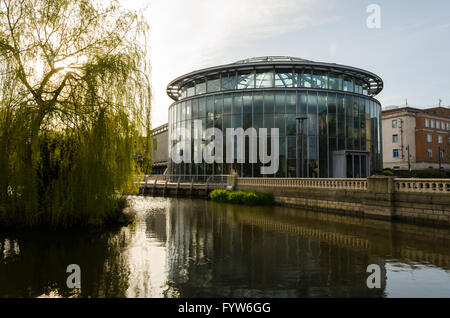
[166,199,388,297]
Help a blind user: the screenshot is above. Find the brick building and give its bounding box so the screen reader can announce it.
[382,106,450,170]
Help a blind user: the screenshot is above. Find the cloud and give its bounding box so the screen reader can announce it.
[145,0,339,126]
[329,43,337,59]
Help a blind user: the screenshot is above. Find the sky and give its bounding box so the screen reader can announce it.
[125,0,450,127]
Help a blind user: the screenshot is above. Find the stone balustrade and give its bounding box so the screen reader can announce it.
[395,178,450,193]
[235,177,368,191]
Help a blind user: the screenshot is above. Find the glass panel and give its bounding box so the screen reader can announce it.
[275,114,286,136]
[277,136,286,178]
[253,92,263,114]
[253,113,263,130]
[287,136,296,158]
[214,95,223,130]
[196,80,206,95]
[302,71,312,88]
[362,83,369,95]
[206,96,214,128]
[344,77,354,92]
[187,83,195,97]
[329,73,342,91]
[286,91,296,114]
[221,73,236,90]
[275,71,293,87]
[353,97,360,150]
[207,76,221,93]
[264,114,274,130]
[312,71,328,89]
[308,136,318,178]
[360,98,366,151]
[243,92,252,113]
[198,97,206,119]
[337,94,345,150]
[307,92,317,136]
[344,96,353,150]
[180,86,187,99]
[256,70,274,88]
[294,69,302,87]
[355,80,362,95]
[328,94,337,138]
[264,92,275,114]
[318,93,328,177]
[298,92,307,115]
[237,71,255,89]
[192,99,198,119]
[275,92,286,113]
[233,93,243,115]
[223,94,232,115]
[286,116,296,136]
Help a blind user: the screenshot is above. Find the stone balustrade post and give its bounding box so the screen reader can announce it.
[363,176,396,220]
[227,170,238,190]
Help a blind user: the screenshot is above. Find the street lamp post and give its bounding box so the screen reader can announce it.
[406,144,411,172]
[296,116,307,178]
[438,146,442,170]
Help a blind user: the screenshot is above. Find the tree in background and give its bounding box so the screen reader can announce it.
[0,0,151,228]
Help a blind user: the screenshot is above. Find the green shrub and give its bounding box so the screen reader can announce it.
[209,190,274,206]
[209,189,229,202]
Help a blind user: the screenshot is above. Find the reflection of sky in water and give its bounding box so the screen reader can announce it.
[123,197,169,298]
[385,261,450,298]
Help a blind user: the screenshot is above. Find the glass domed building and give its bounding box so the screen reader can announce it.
[167,56,383,179]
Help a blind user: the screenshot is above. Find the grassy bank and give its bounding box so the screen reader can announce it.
[210,189,274,206]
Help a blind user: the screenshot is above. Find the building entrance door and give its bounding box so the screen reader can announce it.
[333,150,370,178]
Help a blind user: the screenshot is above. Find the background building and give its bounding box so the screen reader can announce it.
[382,106,450,170]
[150,123,169,175]
[167,56,383,179]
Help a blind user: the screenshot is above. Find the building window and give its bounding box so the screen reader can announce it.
[329,73,342,90]
[275,71,293,88]
[427,134,432,143]
[343,77,353,92]
[436,121,440,130]
[447,122,450,130]
[431,120,435,128]
[393,149,399,158]
[438,135,443,144]
[440,149,444,159]
[425,119,429,128]
[392,120,398,128]
[255,70,274,88]
[427,149,433,158]
[392,134,399,143]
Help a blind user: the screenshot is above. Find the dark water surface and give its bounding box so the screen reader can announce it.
[1,196,450,298]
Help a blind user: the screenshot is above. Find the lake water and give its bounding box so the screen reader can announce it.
[1,196,450,298]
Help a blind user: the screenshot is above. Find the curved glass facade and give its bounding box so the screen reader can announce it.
[167,58,383,179]
[177,69,372,99]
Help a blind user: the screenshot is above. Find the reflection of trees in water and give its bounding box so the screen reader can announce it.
[0,228,131,298]
[166,200,387,297]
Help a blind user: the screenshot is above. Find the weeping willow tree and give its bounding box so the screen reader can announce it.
[0,0,152,228]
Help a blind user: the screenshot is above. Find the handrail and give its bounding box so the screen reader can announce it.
[394,178,450,193]
[235,177,368,191]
